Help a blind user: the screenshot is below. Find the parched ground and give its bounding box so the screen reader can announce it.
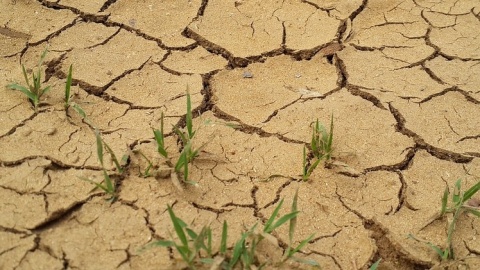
[1,0,480,269]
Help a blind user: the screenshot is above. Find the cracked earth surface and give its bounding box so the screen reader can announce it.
[1,0,480,269]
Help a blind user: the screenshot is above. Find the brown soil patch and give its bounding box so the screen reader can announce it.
[1,0,480,269]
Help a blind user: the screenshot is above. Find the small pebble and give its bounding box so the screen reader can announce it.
[68,154,80,164]
[243,71,253,78]
[46,127,57,135]
[21,126,32,137]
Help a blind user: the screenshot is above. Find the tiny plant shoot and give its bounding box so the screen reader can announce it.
[409,178,480,260]
[303,115,334,181]
[79,130,128,202]
[144,191,319,269]
[7,46,51,111]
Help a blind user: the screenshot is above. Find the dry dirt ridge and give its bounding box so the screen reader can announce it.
[1,0,480,269]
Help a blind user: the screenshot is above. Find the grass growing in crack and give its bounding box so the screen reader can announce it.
[153,92,206,185]
[79,130,128,202]
[63,64,89,122]
[172,91,206,184]
[7,46,51,111]
[143,191,319,269]
[303,115,334,181]
[409,178,480,260]
[281,189,316,265]
[369,258,381,270]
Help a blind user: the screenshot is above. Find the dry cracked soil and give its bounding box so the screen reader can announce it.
[1,0,480,269]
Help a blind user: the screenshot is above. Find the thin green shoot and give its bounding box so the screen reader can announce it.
[135,150,154,178]
[147,204,219,269]
[302,115,334,181]
[186,88,195,140]
[220,221,228,255]
[79,130,118,201]
[146,193,318,269]
[369,259,381,270]
[62,65,89,123]
[410,178,480,260]
[153,112,168,159]
[64,64,73,108]
[7,46,51,111]
[171,92,206,183]
[311,115,334,161]
[282,189,317,265]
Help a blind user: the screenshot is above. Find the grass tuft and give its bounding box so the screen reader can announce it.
[303,115,334,181]
[153,91,206,185]
[79,130,128,202]
[409,178,480,260]
[143,192,319,269]
[7,46,51,111]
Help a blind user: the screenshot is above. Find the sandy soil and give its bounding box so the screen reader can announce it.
[1,0,480,269]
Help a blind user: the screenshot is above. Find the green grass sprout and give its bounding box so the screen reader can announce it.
[144,193,318,269]
[7,46,51,111]
[153,112,169,159]
[62,64,89,123]
[153,91,206,185]
[282,189,316,265]
[369,258,382,270]
[409,178,480,260]
[79,130,127,202]
[303,115,334,181]
[64,64,73,108]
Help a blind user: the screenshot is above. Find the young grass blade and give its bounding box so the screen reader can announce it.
[289,189,299,245]
[467,209,480,217]
[267,211,300,234]
[151,240,175,248]
[78,176,109,193]
[228,235,245,269]
[183,152,189,182]
[95,130,105,167]
[72,103,87,119]
[167,205,188,248]
[175,149,188,173]
[65,64,73,107]
[102,138,124,173]
[462,180,480,203]
[21,65,31,90]
[186,90,194,139]
[264,199,284,233]
[136,150,153,177]
[40,85,51,96]
[306,158,322,179]
[153,112,168,158]
[288,233,315,257]
[7,83,36,102]
[229,225,256,269]
[303,146,308,181]
[220,221,228,255]
[38,46,49,66]
[441,186,449,215]
[173,125,188,144]
[326,114,334,160]
[369,259,381,270]
[103,170,114,193]
[311,121,319,157]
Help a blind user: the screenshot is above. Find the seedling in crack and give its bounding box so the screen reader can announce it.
[63,64,89,123]
[281,189,316,265]
[7,46,51,111]
[303,115,334,181]
[409,178,480,260]
[79,130,128,202]
[143,193,319,269]
[153,91,206,185]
